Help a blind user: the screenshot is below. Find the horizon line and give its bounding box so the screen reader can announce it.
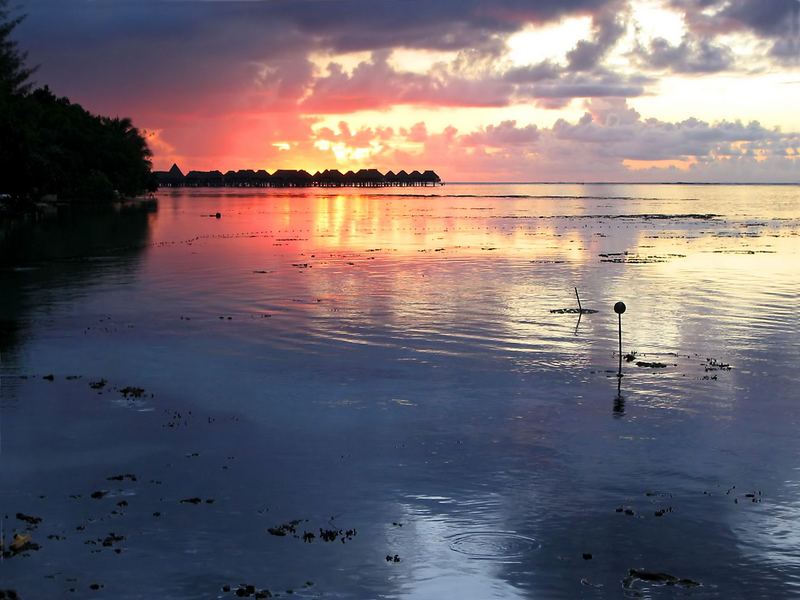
[444,181,800,186]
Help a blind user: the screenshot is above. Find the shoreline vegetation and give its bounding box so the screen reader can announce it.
[0,1,155,218]
[154,164,442,188]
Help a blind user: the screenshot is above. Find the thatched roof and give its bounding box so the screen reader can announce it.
[186,170,223,182]
[355,168,384,182]
[270,169,314,184]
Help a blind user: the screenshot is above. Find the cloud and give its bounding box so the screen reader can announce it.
[504,67,652,109]
[12,0,798,182]
[146,93,798,183]
[670,0,800,63]
[635,35,735,73]
[21,0,618,54]
[300,52,514,112]
[17,0,638,120]
[306,98,798,182]
[552,98,790,158]
[461,120,541,147]
[300,51,651,115]
[566,0,630,70]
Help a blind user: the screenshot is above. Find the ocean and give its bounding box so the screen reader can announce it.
[1,183,799,598]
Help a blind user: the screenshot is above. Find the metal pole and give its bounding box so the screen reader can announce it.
[618,314,622,377]
[614,301,626,378]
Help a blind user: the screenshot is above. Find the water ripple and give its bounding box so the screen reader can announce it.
[448,531,540,562]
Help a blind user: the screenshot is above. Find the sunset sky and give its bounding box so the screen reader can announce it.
[15,0,800,182]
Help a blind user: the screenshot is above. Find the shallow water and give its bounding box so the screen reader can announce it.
[1,184,799,598]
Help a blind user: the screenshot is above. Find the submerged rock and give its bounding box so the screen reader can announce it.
[119,386,145,398]
[15,513,42,526]
[107,473,137,482]
[623,569,700,589]
[1,533,41,558]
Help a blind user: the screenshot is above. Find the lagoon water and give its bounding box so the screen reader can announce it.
[1,183,800,598]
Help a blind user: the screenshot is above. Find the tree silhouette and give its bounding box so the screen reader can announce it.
[0,0,155,203]
[0,0,35,96]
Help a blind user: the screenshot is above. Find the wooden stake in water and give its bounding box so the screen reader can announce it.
[575,287,582,313]
[614,301,626,377]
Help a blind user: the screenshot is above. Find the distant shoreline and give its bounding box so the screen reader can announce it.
[152,181,800,187]
[443,181,800,186]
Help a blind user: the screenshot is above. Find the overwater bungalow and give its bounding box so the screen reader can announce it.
[255,170,271,186]
[314,169,346,187]
[270,169,314,187]
[153,163,185,187]
[422,170,442,185]
[354,169,385,187]
[154,166,442,188]
[184,170,224,187]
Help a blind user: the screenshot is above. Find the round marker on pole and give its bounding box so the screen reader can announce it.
[614,302,626,377]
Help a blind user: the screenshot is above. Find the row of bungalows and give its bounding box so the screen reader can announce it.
[154,165,442,188]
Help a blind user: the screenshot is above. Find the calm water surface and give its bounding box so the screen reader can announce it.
[1,184,799,598]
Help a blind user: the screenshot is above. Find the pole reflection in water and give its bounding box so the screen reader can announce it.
[614,375,625,417]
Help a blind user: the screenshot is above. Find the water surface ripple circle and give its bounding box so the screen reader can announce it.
[448,531,540,562]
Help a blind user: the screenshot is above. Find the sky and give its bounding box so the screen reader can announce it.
[13,0,800,182]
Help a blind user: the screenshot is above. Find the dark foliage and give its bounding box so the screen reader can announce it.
[0,0,35,96]
[0,1,155,202]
